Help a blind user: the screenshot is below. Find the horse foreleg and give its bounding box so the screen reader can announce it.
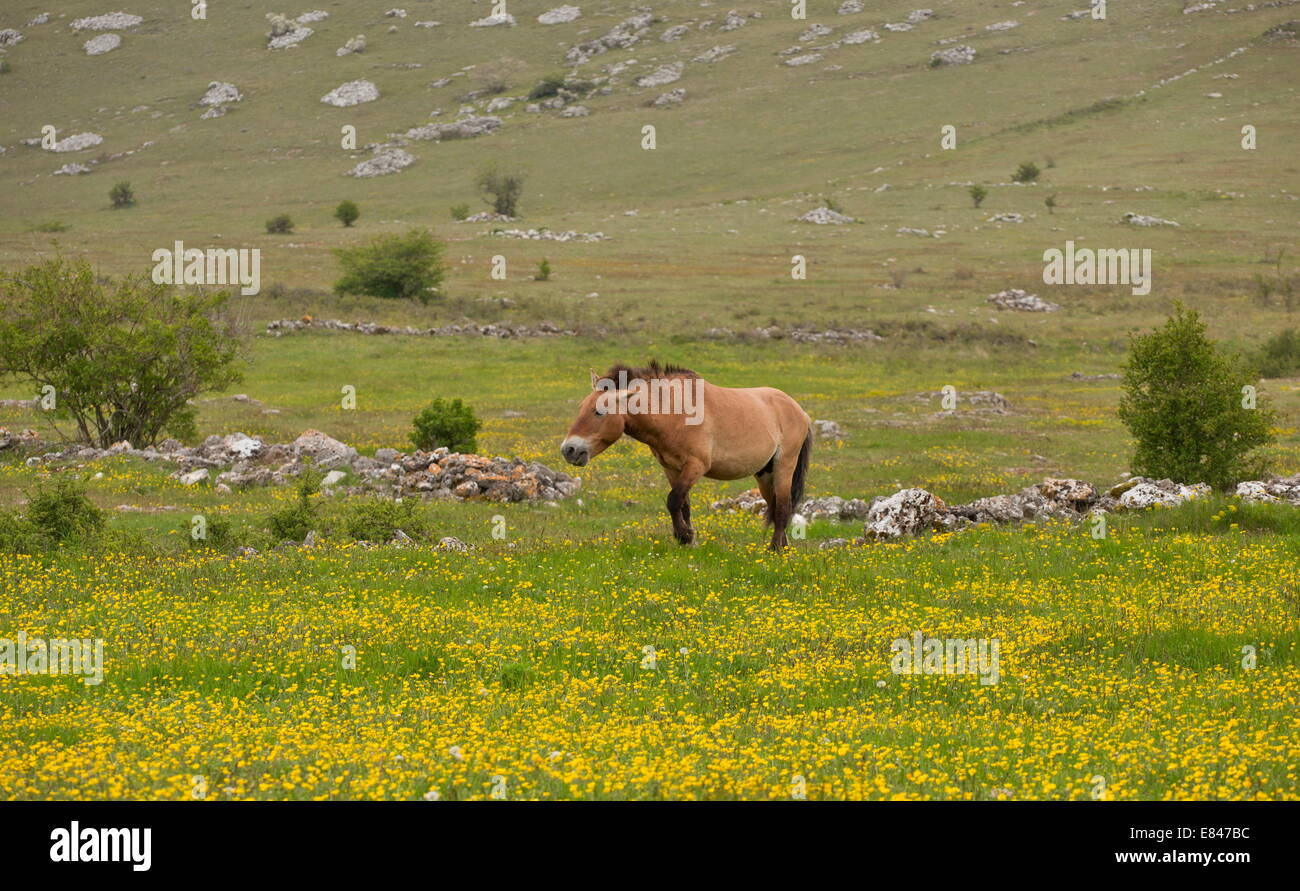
[665,462,704,545]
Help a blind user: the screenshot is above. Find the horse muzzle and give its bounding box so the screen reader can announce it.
[560,438,591,466]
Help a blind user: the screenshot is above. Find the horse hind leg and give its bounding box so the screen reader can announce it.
[767,456,799,551]
[756,451,777,527]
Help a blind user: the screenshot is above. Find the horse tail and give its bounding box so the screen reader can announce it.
[791,428,812,511]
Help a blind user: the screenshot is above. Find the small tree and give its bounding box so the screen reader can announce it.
[1118,305,1275,490]
[969,185,987,208]
[535,258,551,281]
[1045,194,1057,215]
[475,164,524,217]
[450,203,471,221]
[334,200,360,227]
[0,257,244,448]
[266,213,294,234]
[411,398,482,453]
[1012,161,1040,183]
[334,229,445,303]
[109,181,135,209]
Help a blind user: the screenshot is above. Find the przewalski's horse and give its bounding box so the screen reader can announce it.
[561,362,812,550]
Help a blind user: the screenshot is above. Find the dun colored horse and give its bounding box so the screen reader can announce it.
[561,361,812,549]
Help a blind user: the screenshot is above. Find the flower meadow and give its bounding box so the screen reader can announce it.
[3,510,1297,800]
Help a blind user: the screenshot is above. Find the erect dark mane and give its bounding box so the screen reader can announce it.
[603,360,698,382]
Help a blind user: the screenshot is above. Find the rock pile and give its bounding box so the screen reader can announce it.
[0,29,23,46]
[265,318,576,338]
[19,431,580,504]
[1236,475,1300,505]
[988,289,1059,312]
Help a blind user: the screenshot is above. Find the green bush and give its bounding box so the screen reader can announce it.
[527,73,566,100]
[24,476,104,544]
[334,200,360,227]
[266,468,322,542]
[333,229,445,303]
[1011,162,1040,183]
[266,213,294,234]
[343,497,428,543]
[411,398,482,453]
[968,185,987,208]
[535,258,551,281]
[450,203,471,221]
[187,514,243,551]
[109,181,135,209]
[1118,305,1275,490]
[0,511,48,553]
[1255,328,1300,378]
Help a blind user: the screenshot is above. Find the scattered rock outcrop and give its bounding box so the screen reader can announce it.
[266,318,576,338]
[708,474,1276,544]
[539,6,581,25]
[635,62,684,88]
[988,289,1059,312]
[491,228,607,243]
[72,12,142,31]
[347,147,415,177]
[199,82,242,106]
[565,11,653,63]
[931,45,976,66]
[799,207,855,224]
[84,33,121,55]
[322,80,380,107]
[48,132,104,153]
[1121,212,1180,227]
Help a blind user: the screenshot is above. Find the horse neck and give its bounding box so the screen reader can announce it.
[621,408,667,449]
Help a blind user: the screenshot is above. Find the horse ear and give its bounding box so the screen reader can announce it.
[590,368,599,389]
